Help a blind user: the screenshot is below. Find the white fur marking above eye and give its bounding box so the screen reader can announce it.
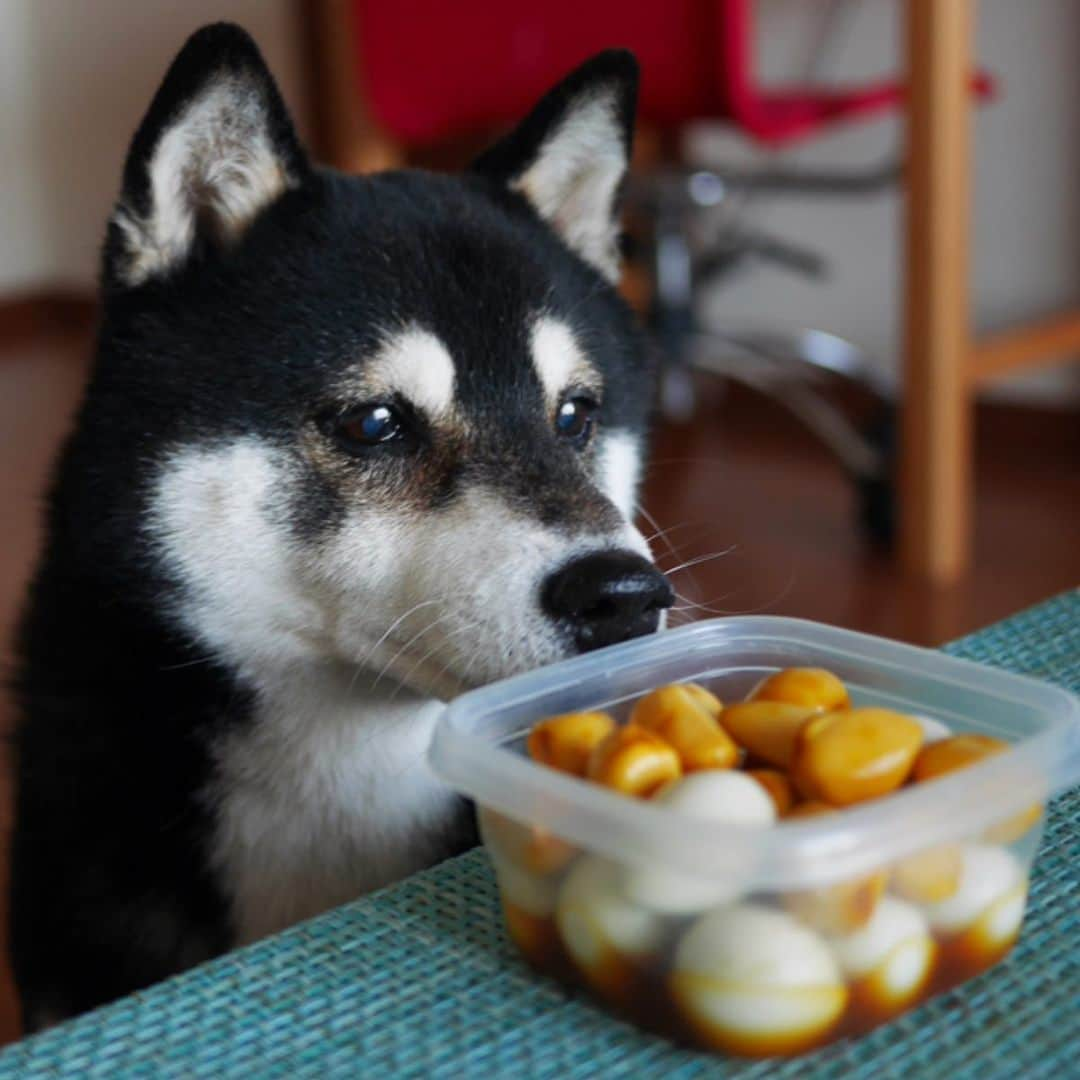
[598,430,643,520]
[530,317,598,407]
[366,328,457,418]
[513,90,627,281]
[113,77,295,286]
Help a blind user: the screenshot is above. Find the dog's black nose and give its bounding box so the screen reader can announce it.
[542,551,674,653]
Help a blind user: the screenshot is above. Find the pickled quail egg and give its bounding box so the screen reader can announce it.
[829,897,936,1019]
[785,870,886,934]
[491,853,563,967]
[621,772,776,913]
[922,845,1027,973]
[478,805,576,876]
[671,904,848,1056]
[555,856,667,1004]
[890,844,963,904]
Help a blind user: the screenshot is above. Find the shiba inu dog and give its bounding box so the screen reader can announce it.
[10,24,670,1027]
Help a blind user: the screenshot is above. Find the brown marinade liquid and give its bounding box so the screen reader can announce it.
[505,910,1021,1057]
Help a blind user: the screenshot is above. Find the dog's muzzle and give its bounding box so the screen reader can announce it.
[541,551,674,654]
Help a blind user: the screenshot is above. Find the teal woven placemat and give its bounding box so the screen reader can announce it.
[2,592,1077,1079]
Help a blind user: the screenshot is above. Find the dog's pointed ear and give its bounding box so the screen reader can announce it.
[472,50,638,283]
[105,23,310,289]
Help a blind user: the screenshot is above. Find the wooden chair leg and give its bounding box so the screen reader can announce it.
[971,310,1080,385]
[900,0,975,584]
[297,0,403,174]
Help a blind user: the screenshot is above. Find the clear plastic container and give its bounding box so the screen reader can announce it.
[429,617,1080,1057]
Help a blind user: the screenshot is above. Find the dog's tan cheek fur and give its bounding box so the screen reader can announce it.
[300,426,468,516]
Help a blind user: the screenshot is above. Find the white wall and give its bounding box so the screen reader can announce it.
[692,0,1080,402]
[0,0,307,293]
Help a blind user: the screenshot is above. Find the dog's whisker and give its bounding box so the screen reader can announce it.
[636,507,715,611]
[386,619,485,703]
[370,610,463,692]
[662,546,738,579]
[360,599,445,668]
[676,587,738,608]
[713,569,800,617]
[635,503,663,536]
[644,519,703,542]
[672,573,796,617]
[345,600,449,697]
[653,530,727,572]
[636,505,730,604]
[669,588,741,616]
[423,642,483,705]
[635,505,689,562]
[389,615,480,681]
[427,627,490,694]
[159,654,219,672]
[453,638,490,692]
[346,590,474,695]
[640,519,703,549]
[668,607,700,623]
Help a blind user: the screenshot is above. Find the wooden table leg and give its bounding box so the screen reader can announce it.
[900,0,975,583]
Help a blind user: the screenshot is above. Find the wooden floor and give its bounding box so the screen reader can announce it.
[647,379,1080,646]
[0,327,1076,1044]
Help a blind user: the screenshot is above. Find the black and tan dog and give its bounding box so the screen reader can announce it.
[10,23,670,1027]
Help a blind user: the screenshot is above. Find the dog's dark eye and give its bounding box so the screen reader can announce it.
[555,398,597,446]
[333,404,406,451]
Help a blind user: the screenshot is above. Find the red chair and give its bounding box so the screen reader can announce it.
[341,0,997,545]
[350,0,993,149]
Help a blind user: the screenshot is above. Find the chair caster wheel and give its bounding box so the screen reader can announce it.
[857,407,897,549]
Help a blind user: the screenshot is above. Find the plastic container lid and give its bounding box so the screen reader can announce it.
[429,617,1080,891]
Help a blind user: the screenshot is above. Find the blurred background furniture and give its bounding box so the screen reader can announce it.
[306,0,1080,582]
[903,0,1080,583]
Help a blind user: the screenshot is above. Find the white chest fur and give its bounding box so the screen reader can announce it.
[209,666,459,944]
